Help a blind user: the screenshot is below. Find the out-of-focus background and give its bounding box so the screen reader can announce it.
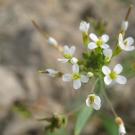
[0,0,135,135]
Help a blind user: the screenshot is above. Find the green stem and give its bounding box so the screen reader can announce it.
[100,78,118,118]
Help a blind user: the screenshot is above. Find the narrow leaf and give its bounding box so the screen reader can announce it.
[74,106,93,135]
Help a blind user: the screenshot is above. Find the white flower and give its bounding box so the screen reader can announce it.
[118,33,135,51]
[62,64,89,89]
[46,69,58,77]
[86,94,101,110]
[102,64,127,85]
[119,123,126,135]
[79,21,90,33]
[88,33,110,50]
[121,21,128,31]
[58,45,78,64]
[103,48,112,62]
[48,37,58,47]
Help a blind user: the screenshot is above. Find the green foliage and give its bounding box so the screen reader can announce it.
[47,128,68,135]
[74,106,93,135]
[13,102,32,118]
[80,50,105,75]
[100,113,118,135]
[122,52,135,78]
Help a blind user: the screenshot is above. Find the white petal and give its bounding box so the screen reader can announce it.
[48,37,58,46]
[58,58,69,63]
[125,37,134,46]
[93,102,101,110]
[119,124,126,135]
[113,64,123,74]
[69,46,76,55]
[102,66,111,75]
[88,42,97,49]
[102,44,109,49]
[101,34,109,43]
[125,45,135,51]
[94,96,101,105]
[119,42,126,50]
[80,75,89,83]
[64,45,70,54]
[86,97,90,107]
[119,33,123,44]
[89,33,98,42]
[70,57,78,64]
[72,64,79,73]
[79,21,90,32]
[62,74,72,81]
[73,80,81,89]
[116,75,127,84]
[103,49,112,58]
[104,76,112,85]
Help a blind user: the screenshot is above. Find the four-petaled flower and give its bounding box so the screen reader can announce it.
[58,45,78,64]
[118,33,134,51]
[62,64,89,89]
[79,21,90,33]
[102,64,127,85]
[88,33,110,50]
[86,94,101,110]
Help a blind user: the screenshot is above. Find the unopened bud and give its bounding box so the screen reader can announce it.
[87,72,94,77]
[121,21,128,31]
[48,37,58,47]
[115,117,126,135]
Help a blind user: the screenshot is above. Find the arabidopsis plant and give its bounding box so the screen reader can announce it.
[39,7,133,134]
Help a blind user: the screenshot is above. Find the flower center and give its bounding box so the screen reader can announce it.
[64,54,72,59]
[89,95,95,104]
[109,71,117,80]
[72,73,80,80]
[96,39,103,47]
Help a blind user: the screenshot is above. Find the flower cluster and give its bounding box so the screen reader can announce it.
[46,20,134,113]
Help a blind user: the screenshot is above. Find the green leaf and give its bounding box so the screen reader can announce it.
[74,106,93,135]
[101,113,118,135]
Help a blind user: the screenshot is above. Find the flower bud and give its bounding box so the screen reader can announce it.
[48,37,58,47]
[115,117,126,135]
[121,21,128,31]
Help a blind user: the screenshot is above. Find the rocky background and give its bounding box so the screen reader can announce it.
[0,0,135,135]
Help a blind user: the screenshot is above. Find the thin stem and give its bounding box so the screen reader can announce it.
[101,79,118,118]
[125,5,133,21]
[91,78,99,93]
[31,19,49,38]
